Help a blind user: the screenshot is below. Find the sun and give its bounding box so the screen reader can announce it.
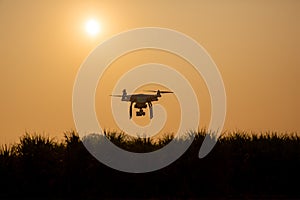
[85,19,101,36]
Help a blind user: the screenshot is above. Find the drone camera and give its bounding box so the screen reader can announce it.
[136,111,146,116]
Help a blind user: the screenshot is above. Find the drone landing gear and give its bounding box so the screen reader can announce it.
[148,102,153,119]
[129,101,133,119]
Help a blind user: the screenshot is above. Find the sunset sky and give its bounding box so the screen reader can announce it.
[0,0,299,144]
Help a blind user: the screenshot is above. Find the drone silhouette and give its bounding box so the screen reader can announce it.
[110,89,173,119]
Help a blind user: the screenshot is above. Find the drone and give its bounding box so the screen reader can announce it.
[110,89,173,119]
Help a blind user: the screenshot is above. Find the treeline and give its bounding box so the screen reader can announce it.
[0,131,300,199]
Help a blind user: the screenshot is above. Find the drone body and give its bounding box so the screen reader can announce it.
[110,89,173,119]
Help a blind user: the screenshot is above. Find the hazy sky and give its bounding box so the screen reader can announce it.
[0,0,299,144]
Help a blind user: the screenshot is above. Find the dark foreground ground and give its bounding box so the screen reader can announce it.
[0,131,299,199]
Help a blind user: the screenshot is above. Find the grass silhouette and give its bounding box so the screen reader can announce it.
[0,130,299,199]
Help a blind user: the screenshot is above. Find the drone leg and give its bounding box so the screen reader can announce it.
[129,101,133,119]
[148,102,153,119]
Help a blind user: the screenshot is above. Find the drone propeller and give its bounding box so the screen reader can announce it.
[144,90,173,94]
[109,95,123,97]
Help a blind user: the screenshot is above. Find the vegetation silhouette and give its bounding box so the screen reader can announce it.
[0,130,300,199]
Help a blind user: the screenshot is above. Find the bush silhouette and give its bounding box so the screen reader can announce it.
[0,130,299,198]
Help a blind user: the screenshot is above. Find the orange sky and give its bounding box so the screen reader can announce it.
[0,0,299,144]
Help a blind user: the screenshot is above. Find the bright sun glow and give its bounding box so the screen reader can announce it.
[85,19,101,36]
